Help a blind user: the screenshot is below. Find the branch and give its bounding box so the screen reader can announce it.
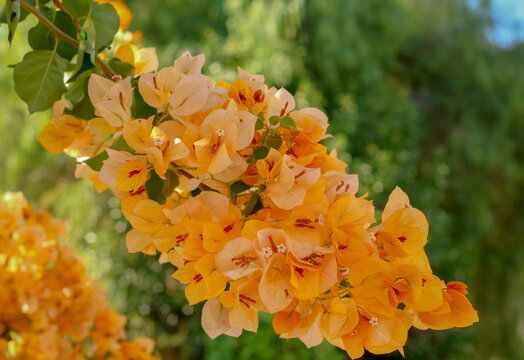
[20,1,116,78]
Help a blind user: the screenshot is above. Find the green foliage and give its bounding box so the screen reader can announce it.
[108,57,135,77]
[145,169,179,205]
[28,10,77,60]
[146,170,166,204]
[6,0,20,44]
[230,180,251,194]
[132,88,157,118]
[13,49,68,112]
[62,0,91,19]
[83,3,119,52]
[7,0,122,114]
[83,150,107,172]
[241,192,263,217]
[279,116,296,130]
[265,130,282,149]
[253,146,269,160]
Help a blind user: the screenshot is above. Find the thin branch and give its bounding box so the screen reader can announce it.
[21,1,78,46]
[20,0,116,78]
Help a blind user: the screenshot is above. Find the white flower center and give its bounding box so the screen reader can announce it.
[317,214,325,226]
[370,232,376,242]
[369,317,378,326]
[262,247,273,258]
[153,136,164,146]
[215,128,225,137]
[276,244,287,254]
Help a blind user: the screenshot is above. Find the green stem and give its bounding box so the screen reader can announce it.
[20,0,116,78]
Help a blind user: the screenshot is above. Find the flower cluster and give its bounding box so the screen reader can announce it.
[38,50,478,358]
[0,192,159,360]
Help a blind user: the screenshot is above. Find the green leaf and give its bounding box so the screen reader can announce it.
[279,116,297,130]
[132,88,157,118]
[255,112,265,130]
[65,93,95,119]
[269,116,280,126]
[164,170,180,199]
[266,131,282,150]
[108,58,135,78]
[28,10,54,49]
[28,22,54,49]
[253,146,269,160]
[110,136,134,153]
[64,70,95,119]
[86,3,120,51]
[51,11,77,60]
[84,150,108,171]
[1,0,37,24]
[65,70,91,104]
[6,0,20,44]
[145,170,166,204]
[13,50,68,113]
[242,192,263,216]
[28,10,77,60]
[230,180,251,194]
[62,0,91,18]
[69,50,95,82]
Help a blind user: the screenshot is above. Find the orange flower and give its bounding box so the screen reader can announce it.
[257,148,321,210]
[415,281,478,330]
[0,192,159,359]
[123,117,189,177]
[172,254,228,305]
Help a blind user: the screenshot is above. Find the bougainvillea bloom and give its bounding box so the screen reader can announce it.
[39,50,478,358]
[0,192,159,360]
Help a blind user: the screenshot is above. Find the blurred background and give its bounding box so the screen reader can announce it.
[1,0,523,359]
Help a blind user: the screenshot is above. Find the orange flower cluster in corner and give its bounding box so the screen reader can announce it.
[37,49,478,358]
[0,192,159,360]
